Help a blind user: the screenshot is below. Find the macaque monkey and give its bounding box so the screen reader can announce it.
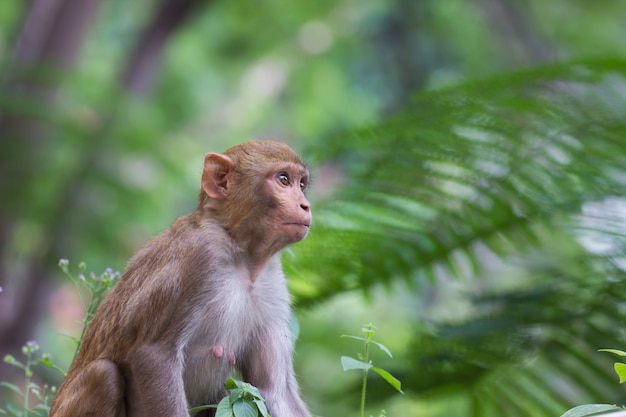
[50,140,313,417]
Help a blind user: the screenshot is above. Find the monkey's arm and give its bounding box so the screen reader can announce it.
[117,261,193,417]
[51,285,191,417]
[241,323,311,417]
[124,343,189,416]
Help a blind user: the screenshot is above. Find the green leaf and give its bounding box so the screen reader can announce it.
[341,356,372,371]
[188,404,218,413]
[232,399,258,417]
[253,398,270,417]
[615,363,626,383]
[224,378,240,390]
[245,383,262,399]
[599,349,626,357]
[26,407,45,417]
[340,335,367,343]
[559,404,622,417]
[371,367,404,393]
[5,403,23,417]
[0,381,23,396]
[230,388,244,403]
[36,358,67,377]
[371,340,393,358]
[32,403,51,415]
[216,395,234,417]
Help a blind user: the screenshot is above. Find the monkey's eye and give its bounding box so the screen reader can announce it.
[300,179,307,190]
[278,173,290,186]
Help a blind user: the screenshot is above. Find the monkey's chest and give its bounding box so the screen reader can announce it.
[193,269,272,348]
[182,266,287,400]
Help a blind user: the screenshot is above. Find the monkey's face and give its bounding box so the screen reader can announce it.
[264,162,312,245]
[199,141,312,258]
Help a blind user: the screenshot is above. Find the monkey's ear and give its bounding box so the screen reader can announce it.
[202,153,234,199]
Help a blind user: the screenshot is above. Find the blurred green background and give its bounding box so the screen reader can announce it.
[2,0,626,416]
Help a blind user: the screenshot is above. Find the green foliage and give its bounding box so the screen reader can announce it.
[1,260,273,417]
[0,342,61,416]
[559,404,623,417]
[57,259,121,353]
[558,349,626,416]
[341,324,403,417]
[0,260,121,416]
[190,378,270,417]
[599,349,626,384]
[289,58,626,416]
[294,58,626,303]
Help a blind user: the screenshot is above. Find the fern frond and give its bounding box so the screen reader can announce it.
[290,59,626,304]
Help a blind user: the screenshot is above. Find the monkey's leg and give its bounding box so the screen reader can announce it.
[51,359,125,417]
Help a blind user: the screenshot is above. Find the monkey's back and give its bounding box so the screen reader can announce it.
[61,215,234,383]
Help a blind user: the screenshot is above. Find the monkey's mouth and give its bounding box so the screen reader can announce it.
[285,222,310,229]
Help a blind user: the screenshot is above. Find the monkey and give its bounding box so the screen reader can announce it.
[50,140,313,417]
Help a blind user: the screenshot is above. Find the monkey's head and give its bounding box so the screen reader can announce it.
[198,140,312,257]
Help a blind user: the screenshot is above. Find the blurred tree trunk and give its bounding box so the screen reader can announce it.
[14,0,102,66]
[370,0,432,114]
[477,0,555,66]
[121,0,212,94]
[0,0,104,378]
[0,0,212,378]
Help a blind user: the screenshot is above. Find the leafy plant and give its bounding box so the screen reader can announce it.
[559,404,623,417]
[0,260,121,416]
[57,259,121,350]
[341,323,403,417]
[0,341,62,416]
[189,378,270,417]
[289,58,626,416]
[556,349,626,417]
[599,349,626,384]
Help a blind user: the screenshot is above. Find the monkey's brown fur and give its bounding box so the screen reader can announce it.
[50,140,312,417]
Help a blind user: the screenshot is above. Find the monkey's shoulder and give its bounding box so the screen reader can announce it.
[161,213,231,244]
[82,216,232,349]
[127,214,235,268]
[170,214,236,254]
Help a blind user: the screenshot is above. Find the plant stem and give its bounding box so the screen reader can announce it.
[360,338,371,417]
[360,368,368,417]
[23,354,31,416]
